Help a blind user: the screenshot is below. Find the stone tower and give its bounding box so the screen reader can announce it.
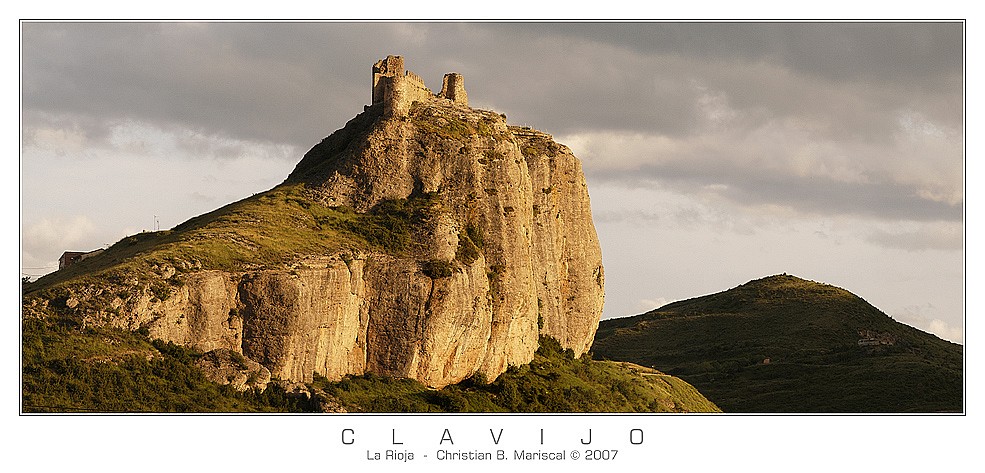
[440,73,468,106]
[371,55,405,105]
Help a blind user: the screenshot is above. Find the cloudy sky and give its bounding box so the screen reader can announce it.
[19,21,964,343]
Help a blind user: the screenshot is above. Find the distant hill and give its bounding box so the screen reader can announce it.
[592,274,963,413]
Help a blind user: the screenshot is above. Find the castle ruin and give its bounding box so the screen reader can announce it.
[372,55,468,117]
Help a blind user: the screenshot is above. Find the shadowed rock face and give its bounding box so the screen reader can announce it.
[25,65,604,389]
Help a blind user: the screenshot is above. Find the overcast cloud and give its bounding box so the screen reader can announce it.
[20,21,964,343]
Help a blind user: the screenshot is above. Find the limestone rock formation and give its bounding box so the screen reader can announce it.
[194,348,272,392]
[24,56,604,389]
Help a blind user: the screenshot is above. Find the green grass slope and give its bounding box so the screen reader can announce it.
[592,274,963,413]
[27,183,439,288]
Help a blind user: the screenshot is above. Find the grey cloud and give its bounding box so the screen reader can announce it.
[589,157,962,223]
[494,22,962,87]
[22,22,962,150]
[452,22,962,145]
[721,172,963,222]
[865,224,963,251]
[22,23,414,150]
[22,21,963,226]
[21,110,116,152]
[592,209,662,224]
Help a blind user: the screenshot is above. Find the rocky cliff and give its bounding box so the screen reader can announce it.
[23,56,604,389]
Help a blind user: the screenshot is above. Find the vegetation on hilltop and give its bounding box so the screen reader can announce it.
[23,184,440,299]
[592,274,963,413]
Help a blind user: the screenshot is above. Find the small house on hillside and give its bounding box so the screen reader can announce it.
[58,249,103,270]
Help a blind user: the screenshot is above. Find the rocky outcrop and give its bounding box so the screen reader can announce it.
[194,348,271,392]
[26,57,604,389]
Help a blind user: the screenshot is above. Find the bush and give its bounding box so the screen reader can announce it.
[149,280,173,301]
[455,230,482,264]
[421,260,455,279]
[321,194,440,253]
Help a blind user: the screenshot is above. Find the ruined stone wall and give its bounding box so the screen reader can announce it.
[403,71,433,102]
[381,70,437,117]
[375,56,468,117]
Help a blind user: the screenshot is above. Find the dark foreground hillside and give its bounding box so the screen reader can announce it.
[22,312,719,413]
[592,274,963,413]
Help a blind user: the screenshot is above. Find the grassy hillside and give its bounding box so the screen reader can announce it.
[23,183,440,297]
[593,274,963,413]
[22,314,316,412]
[22,312,719,413]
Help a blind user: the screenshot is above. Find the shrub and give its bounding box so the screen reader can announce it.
[421,260,455,279]
[455,231,481,264]
[465,223,484,248]
[149,280,173,301]
[322,193,440,253]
